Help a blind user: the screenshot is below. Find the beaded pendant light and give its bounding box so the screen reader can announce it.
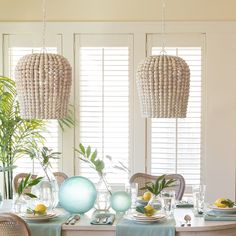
[15,0,72,119]
[136,0,190,118]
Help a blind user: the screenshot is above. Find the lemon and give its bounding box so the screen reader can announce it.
[143,191,152,201]
[214,198,234,208]
[34,204,47,215]
[144,204,155,216]
[214,198,228,208]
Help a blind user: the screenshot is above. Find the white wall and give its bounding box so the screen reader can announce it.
[205,32,236,202]
[1,0,236,21]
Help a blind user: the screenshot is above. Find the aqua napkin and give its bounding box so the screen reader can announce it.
[204,210,236,221]
[176,201,193,208]
[28,213,69,236]
[116,218,175,236]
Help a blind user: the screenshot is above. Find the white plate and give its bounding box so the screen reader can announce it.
[20,211,59,222]
[133,213,166,220]
[124,213,166,223]
[209,205,236,213]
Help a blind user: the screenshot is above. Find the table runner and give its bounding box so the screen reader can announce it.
[28,213,69,236]
[204,211,236,221]
[116,217,175,236]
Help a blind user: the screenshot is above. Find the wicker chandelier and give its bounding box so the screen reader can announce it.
[15,0,72,119]
[136,0,190,118]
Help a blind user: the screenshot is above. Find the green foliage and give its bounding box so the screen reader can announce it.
[107,155,130,174]
[58,104,75,131]
[136,205,146,214]
[26,145,61,181]
[29,146,61,169]
[0,76,46,199]
[222,199,235,208]
[17,173,43,198]
[75,143,105,175]
[75,143,112,195]
[0,76,74,199]
[140,175,176,196]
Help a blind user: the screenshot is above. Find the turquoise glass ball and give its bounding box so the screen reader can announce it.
[59,176,97,214]
[110,191,131,212]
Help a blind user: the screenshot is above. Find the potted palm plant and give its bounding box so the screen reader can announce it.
[0,76,45,199]
[0,76,74,199]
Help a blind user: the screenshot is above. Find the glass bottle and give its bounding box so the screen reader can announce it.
[32,166,59,210]
[13,194,28,213]
[148,194,162,211]
[94,175,111,212]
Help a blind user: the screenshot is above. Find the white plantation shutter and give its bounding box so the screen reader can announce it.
[77,35,132,185]
[8,46,61,175]
[147,37,203,192]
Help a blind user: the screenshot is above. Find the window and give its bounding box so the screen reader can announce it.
[76,34,133,186]
[7,45,61,175]
[147,35,203,192]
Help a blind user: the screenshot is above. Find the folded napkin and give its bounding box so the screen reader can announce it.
[91,213,115,225]
[116,218,175,236]
[28,213,69,236]
[204,210,236,221]
[176,201,193,208]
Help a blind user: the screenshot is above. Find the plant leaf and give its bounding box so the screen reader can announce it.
[25,193,38,198]
[91,150,97,161]
[79,143,85,155]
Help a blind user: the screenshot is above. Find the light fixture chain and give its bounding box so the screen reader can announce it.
[42,0,47,52]
[160,0,166,54]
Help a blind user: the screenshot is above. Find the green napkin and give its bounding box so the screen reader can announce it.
[116,218,175,236]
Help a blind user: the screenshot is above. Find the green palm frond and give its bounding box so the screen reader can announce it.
[58,104,75,131]
[140,175,176,196]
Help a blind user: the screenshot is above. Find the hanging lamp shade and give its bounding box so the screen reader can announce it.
[15,53,72,119]
[136,55,190,118]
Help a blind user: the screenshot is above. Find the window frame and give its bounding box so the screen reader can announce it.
[146,33,206,192]
[74,34,134,185]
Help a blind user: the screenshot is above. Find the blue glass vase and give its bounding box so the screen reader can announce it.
[59,176,97,214]
[110,191,131,213]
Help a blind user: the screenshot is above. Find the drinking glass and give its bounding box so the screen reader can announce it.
[125,183,138,211]
[161,190,175,216]
[192,185,206,214]
[0,192,2,208]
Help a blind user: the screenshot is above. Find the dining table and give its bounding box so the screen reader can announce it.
[1,200,236,236]
[61,208,236,236]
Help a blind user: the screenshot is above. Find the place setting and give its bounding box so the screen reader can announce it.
[204,198,236,221]
[122,175,176,226]
[16,203,63,222]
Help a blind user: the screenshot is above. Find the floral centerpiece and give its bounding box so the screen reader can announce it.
[137,175,176,216]
[76,143,129,211]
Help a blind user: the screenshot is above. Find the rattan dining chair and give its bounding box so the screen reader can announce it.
[129,173,185,200]
[53,171,68,187]
[13,171,68,193]
[0,213,31,236]
[13,173,37,194]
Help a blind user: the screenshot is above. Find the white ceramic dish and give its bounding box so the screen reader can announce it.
[124,213,166,223]
[209,205,236,213]
[20,211,59,222]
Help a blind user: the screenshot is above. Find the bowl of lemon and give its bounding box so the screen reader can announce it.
[137,191,152,205]
[23,204,58,221]
[209,198,236,213]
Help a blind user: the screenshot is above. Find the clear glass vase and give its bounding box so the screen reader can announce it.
[0,192,2,208]
[31,167,59,210]
[148,194,162,211]
[13,194,28,213]
[94,175,111,212]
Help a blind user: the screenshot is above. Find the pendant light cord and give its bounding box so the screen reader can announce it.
[42,0,47,52]
[160,0,166,54]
